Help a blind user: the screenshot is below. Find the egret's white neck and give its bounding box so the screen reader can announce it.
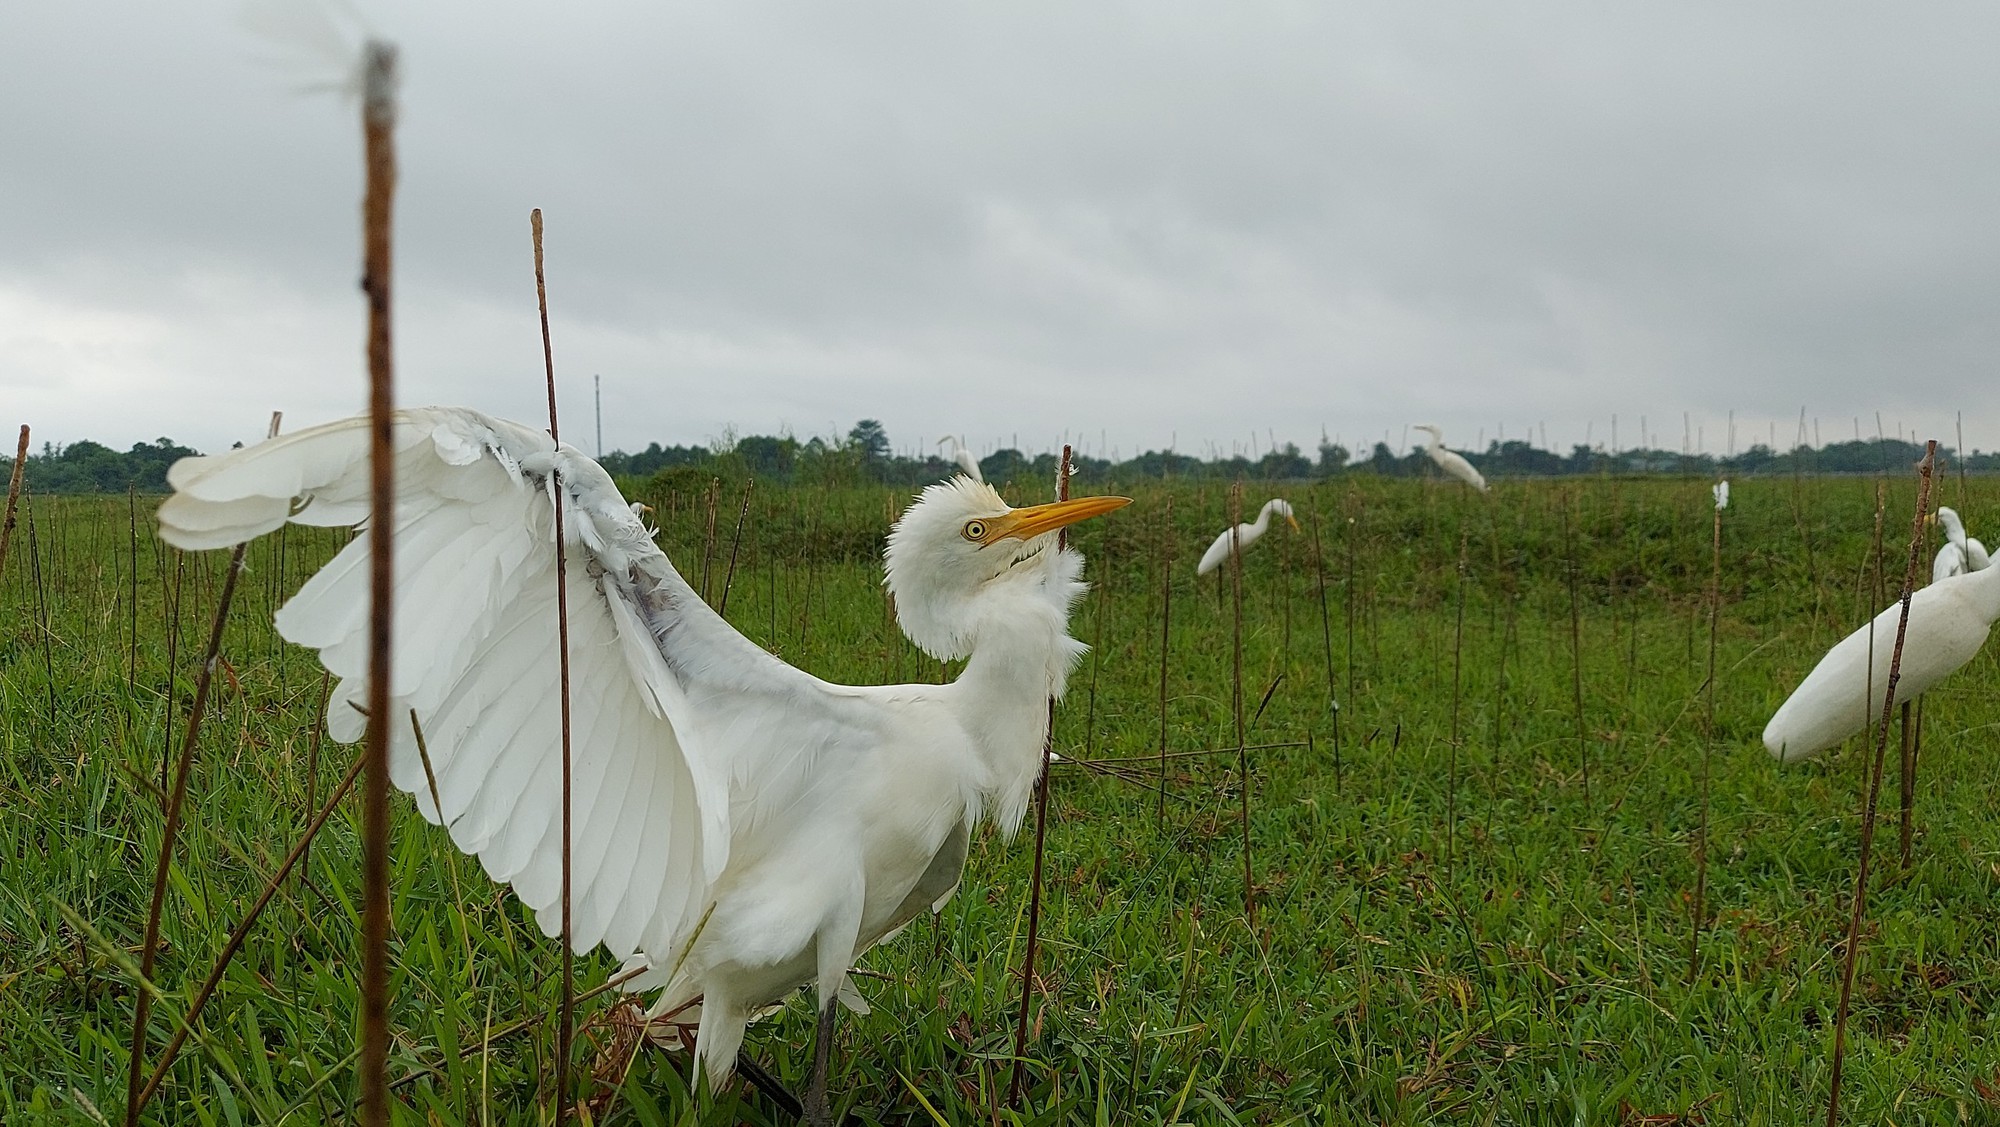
[945,548,1089,834]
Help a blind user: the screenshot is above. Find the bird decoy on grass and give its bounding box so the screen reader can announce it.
[1763,560,2000,762]
[157,407,1129,1125]
[1195,498,1299,577]
[1412,424,1488,492]
[937,434,983,482]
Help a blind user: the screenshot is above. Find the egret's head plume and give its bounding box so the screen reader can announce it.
[885,477,1129,659]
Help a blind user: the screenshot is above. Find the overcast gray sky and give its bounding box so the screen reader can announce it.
[5,2,1997,462]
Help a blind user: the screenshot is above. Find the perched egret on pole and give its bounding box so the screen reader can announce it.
[938,435,983,482]
[1713,480,1729,510]
[1195,498,1299,577]
[1762,563,2000,762]
[157,407,1129,1123]
[1933,506,1989,580]
[1412,425,1488,491]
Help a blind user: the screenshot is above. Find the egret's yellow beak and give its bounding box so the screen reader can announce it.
[1285,513,1302,532]
[982,495,1132,544]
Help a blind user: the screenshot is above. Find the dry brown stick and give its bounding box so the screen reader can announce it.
[530,206,578,1127]
[131,750,368,1113]
[0,425,27,585]
[1228,481,1255,929]
[1826,440,1935,1127]
[1311,510,1340,791]
[716,479,755,618]
[1563,489,1589,804]
[1008,444,1071,1109]
[1156,494,1174,829]
[122,522,251,1127]
[1689,487,1721,983]
[1900,697,1922,869]
[1447,527,1467,873]
[357,41,399,1127]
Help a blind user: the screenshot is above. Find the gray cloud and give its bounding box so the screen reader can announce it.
[4,2,1996,462]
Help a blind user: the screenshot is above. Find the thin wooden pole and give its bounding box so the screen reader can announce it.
[1156,494,1174,828]
[357,41,399,1127]
[530,207,577,1127]
[1826,441,1936,1127]
[0,425,27,580]
[1228,481,1255,928]
[1690,486,1721,982]
[1009,444,1071,1109]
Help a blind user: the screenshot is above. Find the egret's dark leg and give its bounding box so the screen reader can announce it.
[735,1052,803,1119]
[802,998,838,1127]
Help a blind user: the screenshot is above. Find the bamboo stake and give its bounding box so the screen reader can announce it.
[131,751,368,1113]
[0,425,27,585]
[1311,510,1341,791]
[122,519,251,1127]
[530,206,578,1126]
[1825,441,1935,1127]
[357,42,399,1127]
[1689,482,1721,982]
[1156,494,1174,828]
[1228,481,1255,928]
[1563,490,1589,803]
[1008,444,1071,1109]
[1447,527,1467,872]
[716,479,754,618]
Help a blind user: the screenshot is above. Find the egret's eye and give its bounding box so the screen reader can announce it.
[962,519,987,542]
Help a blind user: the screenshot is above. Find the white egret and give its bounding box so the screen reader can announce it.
[1934,506,1989,578]
[937,435,982,482]
[1763,563,2000,762]
[157,407,1129,1123]
[1195,498,1299,577]
[1713,480,1729,510]
[1411,425,1488,491]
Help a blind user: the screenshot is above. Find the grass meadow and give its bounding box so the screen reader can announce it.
[4,470,2000,1124]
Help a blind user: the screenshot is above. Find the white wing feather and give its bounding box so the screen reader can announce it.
[157,406,837,969]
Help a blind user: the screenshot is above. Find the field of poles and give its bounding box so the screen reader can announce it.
[7,469,2000,1125]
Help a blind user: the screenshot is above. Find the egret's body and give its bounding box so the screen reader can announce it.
[1412,425,1487,491]
[1713,480,1729,510]
[1195,498,1298,577]
[1763,563,2000,762]
[157,407,1126,1110]
[937,435,982,482]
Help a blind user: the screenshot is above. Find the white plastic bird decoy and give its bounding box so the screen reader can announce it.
[1934,506,1989,580]
[1713,481,1729,510]
[1195,498,1299,577]
[937,435,983,482]
[1412,425,1488,492]
[1763,562,2000,762]
[156,407,1128,1120]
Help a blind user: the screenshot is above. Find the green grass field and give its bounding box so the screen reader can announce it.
[5,472,1999,1124]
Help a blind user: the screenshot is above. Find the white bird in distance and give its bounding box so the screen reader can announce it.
[937,435,983,482]
[1412,424,1488,491]
[1196,498,1300,577]
[1713,480,1729,510]
[1763,555,2000,763]
[1932,506,1989,582]
[157,407,1129,1121]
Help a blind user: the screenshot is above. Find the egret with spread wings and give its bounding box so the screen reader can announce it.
[157,407,1128,1124]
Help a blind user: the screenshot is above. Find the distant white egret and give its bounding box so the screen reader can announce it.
[1713,480,1729,510]
[1412,425,1488,491]
[937,435,982,482]
[1195,498,1299,577]
[1934,506,1989,579]
[157,407,1128,1123]
[1763,563,2000,762]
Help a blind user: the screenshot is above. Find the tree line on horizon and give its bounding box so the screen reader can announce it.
[4,424,1986,494]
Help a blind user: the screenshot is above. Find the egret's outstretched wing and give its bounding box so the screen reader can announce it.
[158,406,836,969]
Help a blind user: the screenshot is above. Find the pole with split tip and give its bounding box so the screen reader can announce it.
[530,207,578,1126]
[0,425,26,582]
